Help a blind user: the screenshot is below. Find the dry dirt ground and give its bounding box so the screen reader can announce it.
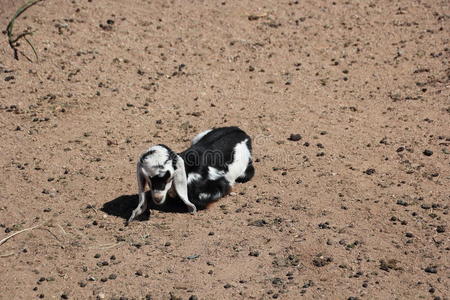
[0,0,449,299]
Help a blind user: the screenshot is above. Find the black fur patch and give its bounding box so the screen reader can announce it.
[140,149,156,164]
[150,170,171,191]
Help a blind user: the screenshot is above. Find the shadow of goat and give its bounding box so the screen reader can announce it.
[101,191,189,222]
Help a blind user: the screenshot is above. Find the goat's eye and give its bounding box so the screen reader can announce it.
[161,171,171,181]
[150,171,171,190]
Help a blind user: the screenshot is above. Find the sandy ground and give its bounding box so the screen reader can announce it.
[0,0,449,299]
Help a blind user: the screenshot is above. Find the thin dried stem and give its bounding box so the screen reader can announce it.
[6,0,43,61]
[0,252,15,258]
[0,224,41,246]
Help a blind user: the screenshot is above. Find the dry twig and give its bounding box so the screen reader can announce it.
[89,242,123,250]
[6,0,43,61]
[0,224,41,246]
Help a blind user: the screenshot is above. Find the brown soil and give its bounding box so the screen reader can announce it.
[0,0,449,299]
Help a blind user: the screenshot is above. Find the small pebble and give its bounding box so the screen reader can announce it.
[423,149,433,156]
[424,266,437,274]
[421,204,431,209]
[78,281,87,287]
[288,134,302,141]
[436,226,445,233]
[272,278,283,285]
[364,168,375,175]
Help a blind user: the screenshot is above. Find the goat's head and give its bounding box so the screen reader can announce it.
[139,144,178,205]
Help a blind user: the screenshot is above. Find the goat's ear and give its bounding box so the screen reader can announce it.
[173,156,188,197]
[173,155,197,213]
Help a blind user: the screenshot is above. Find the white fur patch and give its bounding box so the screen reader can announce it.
[208,167,225,180]
[198,193,210,200]
[225,139,251,185]
[141,145,173,177]
[212,192,222,200]
[198,192,222,201]
[187,172,202,184]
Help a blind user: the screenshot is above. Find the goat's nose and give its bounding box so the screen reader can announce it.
[153,193,165,203]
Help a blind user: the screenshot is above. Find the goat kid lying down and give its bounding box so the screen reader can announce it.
[128,126,255,223]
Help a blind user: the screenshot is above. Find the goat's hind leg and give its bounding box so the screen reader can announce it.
[235,161,255,183]
[193,178,230,209]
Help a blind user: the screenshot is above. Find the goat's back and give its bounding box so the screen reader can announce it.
[180,127,251,170]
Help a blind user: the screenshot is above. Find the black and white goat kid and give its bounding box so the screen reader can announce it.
[128,126,254,223]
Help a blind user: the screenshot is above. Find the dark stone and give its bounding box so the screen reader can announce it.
[271,277,283,285]
[364,168,376,175]
[436,225,445,233]
[424,266,437,274]
[288,133,302,141]
[423,149,433,156]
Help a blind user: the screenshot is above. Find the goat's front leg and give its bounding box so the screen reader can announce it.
[128,164,148,223]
